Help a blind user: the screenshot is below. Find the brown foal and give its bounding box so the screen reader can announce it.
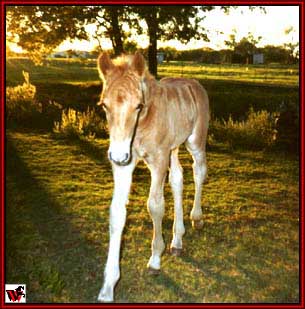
[97,52,209,302]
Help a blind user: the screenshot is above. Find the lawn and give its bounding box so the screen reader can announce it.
[5,58,299,120]
[159,61,299,86]
[6,57,299,86]
[6,130,299,303]
[5,57,300,303]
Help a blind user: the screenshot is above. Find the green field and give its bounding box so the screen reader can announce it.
[159,61,299,86]
[6,57,299,86]
[6,58,299,303]
[5,58,299,121]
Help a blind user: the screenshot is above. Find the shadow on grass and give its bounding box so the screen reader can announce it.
[153,272,197,303]
[6,138,105,303]
[35,83,101,112]
[178,201,299,303]
[70,137,109,165]
[179,252,252,302]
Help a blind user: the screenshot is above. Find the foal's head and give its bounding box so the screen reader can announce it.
[97,52,147,166]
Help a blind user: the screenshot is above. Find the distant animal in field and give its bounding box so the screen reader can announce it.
[96,51,209,302]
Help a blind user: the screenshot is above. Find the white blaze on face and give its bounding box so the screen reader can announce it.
[107,97,137,165]
[108,138,132,164]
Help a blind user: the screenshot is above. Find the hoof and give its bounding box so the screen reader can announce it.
[97,286,114,303]
[97,293,113,303]
[97,297,113,303]
[170,247,182,257]
[147,267,161,276]
[192,219,204,230]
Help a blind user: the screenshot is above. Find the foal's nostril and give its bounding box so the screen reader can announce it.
[109,152,130,165]
[122,153,129,162]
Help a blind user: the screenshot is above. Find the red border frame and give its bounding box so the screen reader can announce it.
[0,1,304,308]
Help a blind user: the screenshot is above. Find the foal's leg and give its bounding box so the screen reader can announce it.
[169,148,185,256]
[98,160,136,302]
[186,138,207,230]
[146,157,169,272]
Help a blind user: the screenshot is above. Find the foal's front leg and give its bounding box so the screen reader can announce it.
[98,160,136,302]
[146,158,169,272]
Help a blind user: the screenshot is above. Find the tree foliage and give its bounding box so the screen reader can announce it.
[7,5,268,70]
[132,6,213,75]
[224,32,262,63]
[6,6,92,64]
[90,6,139,56]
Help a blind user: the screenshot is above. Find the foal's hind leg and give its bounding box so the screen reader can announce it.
[185,136,207,230]
[169,148,185,256]
[146,157,168,272]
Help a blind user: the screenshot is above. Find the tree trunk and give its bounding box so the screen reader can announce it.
[148,29,157,77]
[146,9,158,77]
[109,7,124,56]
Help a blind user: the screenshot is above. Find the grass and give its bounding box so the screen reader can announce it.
[6,130,299,303]
[6,58,299,87]
[6,57,99,85]
[158,61,299,86]
[5,58,299,120]
[5,57,299,303]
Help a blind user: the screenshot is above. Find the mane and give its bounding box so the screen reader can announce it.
[112,54,153,81]
[113,54,134,67]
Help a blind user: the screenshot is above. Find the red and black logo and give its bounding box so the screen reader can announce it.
[6,285,26,302]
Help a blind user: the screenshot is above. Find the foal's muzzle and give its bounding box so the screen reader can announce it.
[109,152,131,166]
[108,139,132,166]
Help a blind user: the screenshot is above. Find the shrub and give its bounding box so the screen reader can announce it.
[54,107,107,139]
[41,101,63,129]
[210,108,279,149]
[275,101,299,153]
[6,71,62,129]
[6,71,42,125]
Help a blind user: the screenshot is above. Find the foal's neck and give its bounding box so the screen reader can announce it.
[142,73,159,105]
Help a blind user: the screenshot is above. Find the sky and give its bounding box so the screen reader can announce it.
[9,6,300,53]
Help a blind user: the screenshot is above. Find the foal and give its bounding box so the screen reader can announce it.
[97,52,209,302]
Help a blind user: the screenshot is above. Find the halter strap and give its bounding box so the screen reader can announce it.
[130,80,146,147]
[140,79,146,107]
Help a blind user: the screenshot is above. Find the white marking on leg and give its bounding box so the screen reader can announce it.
[190,150,207,222]
[98,160,135,302]
[148,254,161,270]
[169,149,185,250]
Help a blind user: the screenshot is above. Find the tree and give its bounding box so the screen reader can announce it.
[90,6,124,55]
[6,6,92,64]
[90,6,138,55]
[123,40,139,53]
[262,45,291,64]
[224,29,238,50]
[6,5,213,72]
[235,38,257,64]
[283,26,299,63]
[132,6,213,76]
[7,5,266,71]
[116,6,265,75]
[225,32,262,64]
[7,6,140,61]
[158,47,179,62]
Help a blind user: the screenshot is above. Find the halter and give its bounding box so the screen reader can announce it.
[129,79,146,154]
[140,79,146,107]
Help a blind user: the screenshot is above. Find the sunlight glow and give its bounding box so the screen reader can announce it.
[7,6,299,53]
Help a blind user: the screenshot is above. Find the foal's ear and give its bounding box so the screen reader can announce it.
[131,51,146,77]
[97,52,114,80]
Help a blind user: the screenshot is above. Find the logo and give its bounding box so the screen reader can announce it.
[5,284,26,303]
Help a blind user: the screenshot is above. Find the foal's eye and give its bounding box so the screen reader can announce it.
[136,103,144,110]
